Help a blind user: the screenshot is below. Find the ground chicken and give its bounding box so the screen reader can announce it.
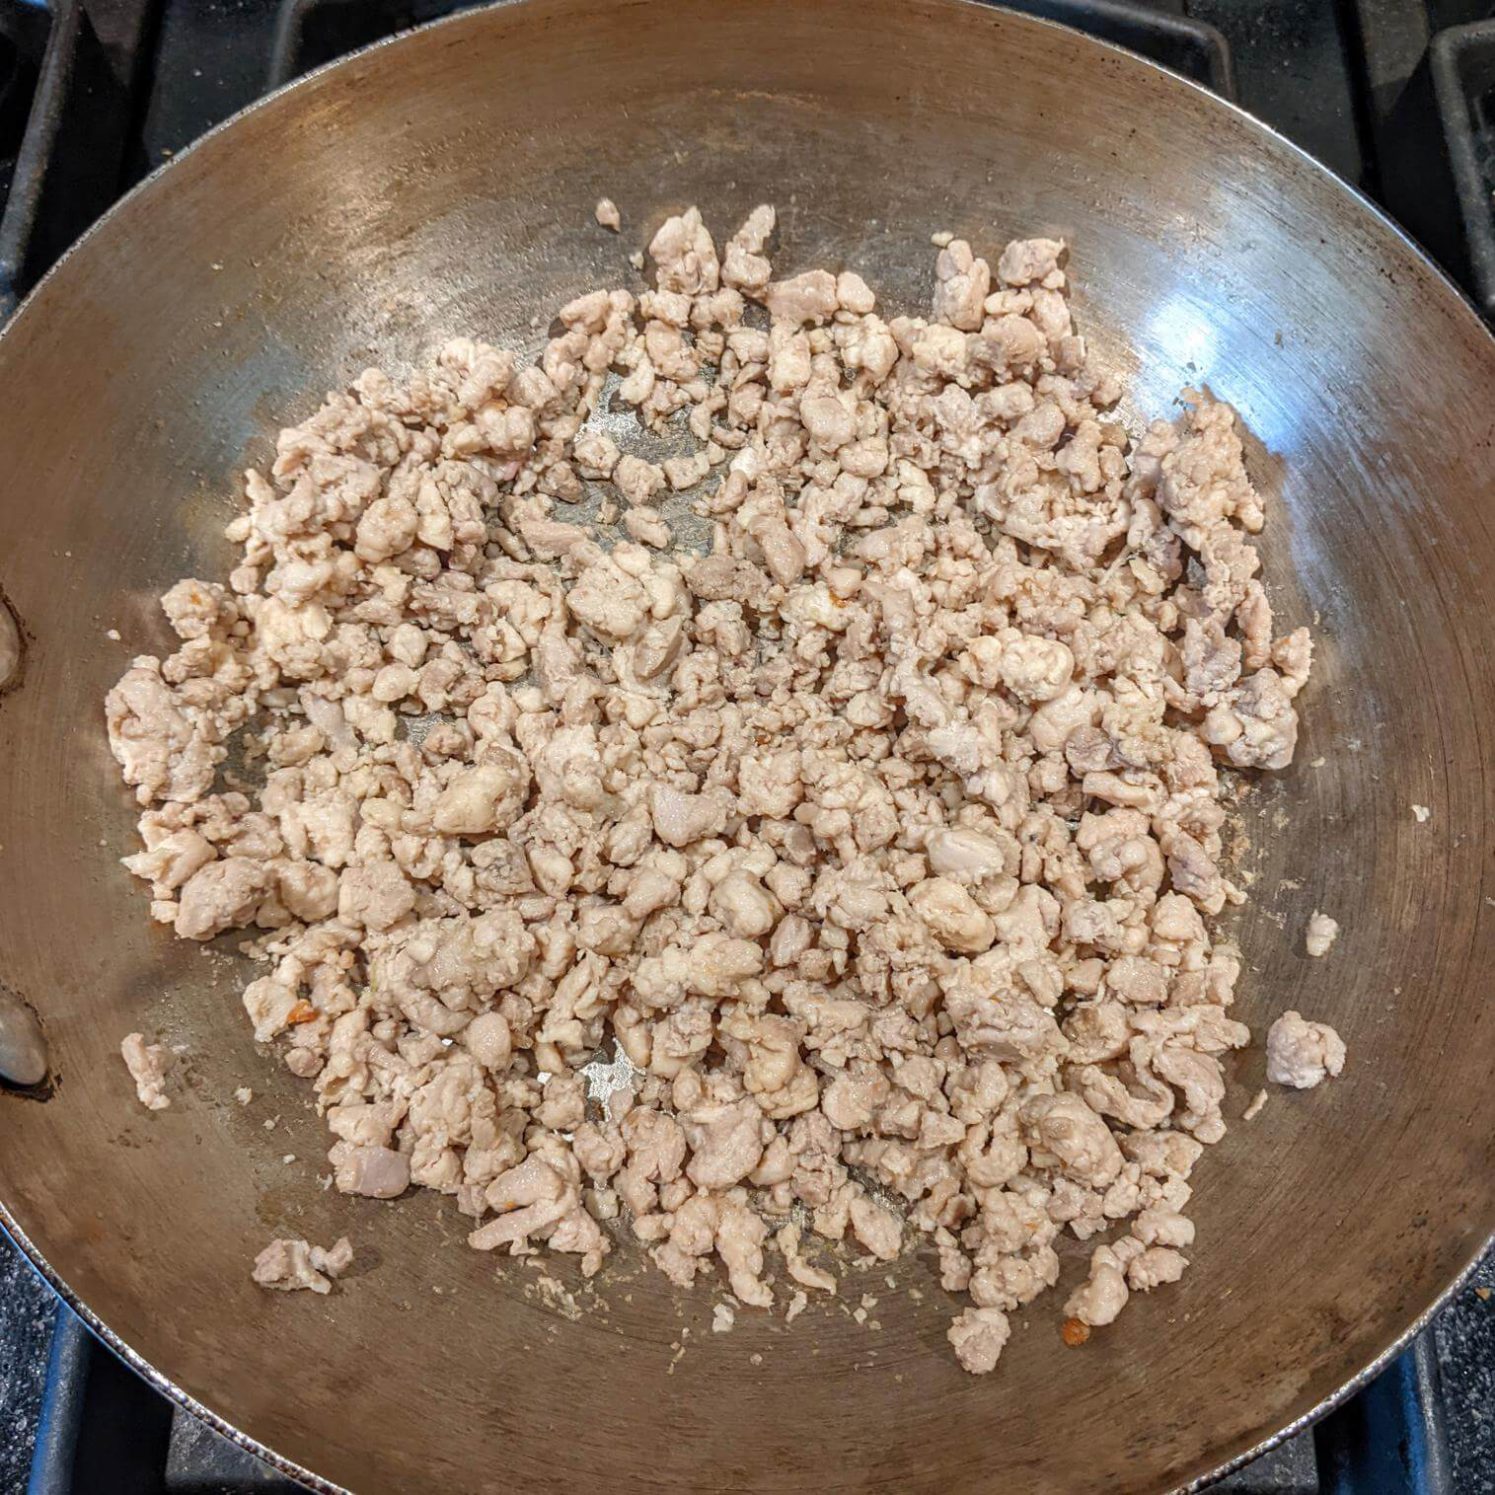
[106,205,1322,1375]
[120,1032,171,1111]
[1266,1011,1346,1089]
[252,1236,353,1294]
[948,1306,1012,1373]
[1305,910,1339,958]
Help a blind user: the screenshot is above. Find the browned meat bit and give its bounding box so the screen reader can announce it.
[1061,1316,1091,1347]
[106,205,1320,1374]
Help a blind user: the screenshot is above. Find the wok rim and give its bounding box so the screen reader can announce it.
[0,1,1491,1490]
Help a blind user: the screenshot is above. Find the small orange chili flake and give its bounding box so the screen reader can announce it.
[286,1001,318,1025]
[1061,1317,1091,1347]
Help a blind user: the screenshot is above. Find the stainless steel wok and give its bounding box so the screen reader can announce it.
[0,1,1492,1490]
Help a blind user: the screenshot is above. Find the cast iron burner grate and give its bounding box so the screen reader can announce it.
[1432,19,1495,316]
[1,2,1492,1492]
[0,1,48,198]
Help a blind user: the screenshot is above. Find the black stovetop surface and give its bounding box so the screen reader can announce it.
[1,1,1494,1491]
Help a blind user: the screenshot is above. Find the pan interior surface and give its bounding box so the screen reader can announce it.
[0,1,1492,1490]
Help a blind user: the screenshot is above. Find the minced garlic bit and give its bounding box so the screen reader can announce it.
[594,197,621,232]
[105,205,1316,1374]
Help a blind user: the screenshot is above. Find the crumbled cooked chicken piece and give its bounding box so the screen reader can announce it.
[1064,1243,1131,1327]
[849,1195,903,1261]
[120,1032,171,1111]
[683,1098,767,1190]
[252,1235,353,1294]
[334,1144,410,1198]
[947,1306,1011,1374]
[174,858,271,940]
[776,1222,837,1294]
[107,205,1318,1374]
[594,197,621,232]
[997,237,1065,286]
[1266,1011,1346,1089]
[715,1194,772,1307]
[1305,910,1339,958]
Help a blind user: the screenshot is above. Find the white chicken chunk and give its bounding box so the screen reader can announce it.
[120,1033,171,1111]
[1305,910,1339,958]
[252,1236,353,1294]
[947,1307,1012,1374]
[1266,1011,1346,1089]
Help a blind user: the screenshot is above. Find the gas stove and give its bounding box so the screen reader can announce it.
[0,2,1492,1490]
